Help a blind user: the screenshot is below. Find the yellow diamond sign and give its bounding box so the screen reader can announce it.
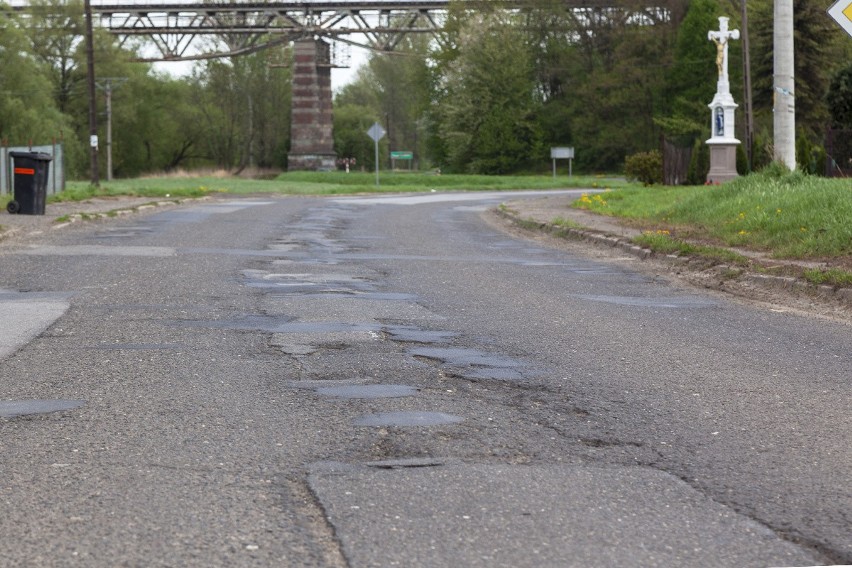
[828,0,852,37]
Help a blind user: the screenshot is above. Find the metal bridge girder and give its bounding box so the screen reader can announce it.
[90,1,450,60]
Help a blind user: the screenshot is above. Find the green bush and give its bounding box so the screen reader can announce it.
[796,131,827,175]
[624,150,663,185]
[687,139,710,184]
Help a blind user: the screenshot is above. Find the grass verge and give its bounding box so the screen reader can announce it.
[572,167,852,262]
[60,171,628,200]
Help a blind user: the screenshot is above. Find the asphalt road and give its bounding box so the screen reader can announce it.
[0,192,848,567]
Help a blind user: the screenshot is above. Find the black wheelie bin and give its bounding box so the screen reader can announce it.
[7,152,53,215]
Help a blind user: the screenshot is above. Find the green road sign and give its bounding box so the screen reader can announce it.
[390,151,414,160]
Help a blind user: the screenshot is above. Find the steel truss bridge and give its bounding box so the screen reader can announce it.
[8,0,668,62]
[97,0,452,61]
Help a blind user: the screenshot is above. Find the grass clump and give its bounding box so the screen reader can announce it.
[803,268,852,288]
[552,217,584,230]
[633,232,751,266]
[573,168,852,261]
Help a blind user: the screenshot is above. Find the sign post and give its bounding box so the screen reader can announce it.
[550,147,575,178]
[367,122,386,186]
[390,151,414,171]
[828,0,852,36]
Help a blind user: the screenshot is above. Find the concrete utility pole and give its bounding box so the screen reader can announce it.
[773,0,796,169]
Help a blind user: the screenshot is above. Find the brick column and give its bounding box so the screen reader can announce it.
[288,39,337,171]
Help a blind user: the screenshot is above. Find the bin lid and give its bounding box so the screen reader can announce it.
[9,151,53,161]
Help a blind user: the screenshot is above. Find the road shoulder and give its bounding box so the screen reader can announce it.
[489,195,852,324]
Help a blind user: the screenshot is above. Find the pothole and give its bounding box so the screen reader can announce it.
[408,347,522,368]
[354,411,464,427]
[177,316,379,335]
[0,399,85,418]
[365,457,446,469]
[385,326,457,344]
[274,343,318,356]
[86,343,183,351]
[315,385,420,399]
[285,379,371,389]
[573,294,719,309]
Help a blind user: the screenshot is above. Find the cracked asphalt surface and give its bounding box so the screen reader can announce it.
[0,192,848,566]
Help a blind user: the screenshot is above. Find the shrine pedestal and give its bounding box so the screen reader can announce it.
[707,142,739,183]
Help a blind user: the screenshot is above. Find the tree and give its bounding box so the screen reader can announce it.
[26,0,85,114]
[333,103,383,170]
[0,13,76,154]
[190,45,291,171]
[367,41,432,163]
[512,0,683,172]
[826,63,852,128]
[431,13,543,173]
[664,0,720,119]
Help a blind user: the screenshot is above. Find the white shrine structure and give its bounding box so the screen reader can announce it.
[706,17,741,183]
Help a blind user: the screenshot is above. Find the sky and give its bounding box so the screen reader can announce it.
[152,42,369,93]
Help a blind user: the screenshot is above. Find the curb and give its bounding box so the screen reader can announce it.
[52,196,210,229]
[496,208,852,310]
[0,196,210,243]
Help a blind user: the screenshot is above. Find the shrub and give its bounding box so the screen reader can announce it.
[624,150,663,185]
[687,139,710,184]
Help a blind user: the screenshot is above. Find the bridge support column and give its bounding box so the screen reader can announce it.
[288,39,337,171]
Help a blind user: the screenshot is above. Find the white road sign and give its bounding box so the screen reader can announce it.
[367,123,386,142]
[828,0,852,37]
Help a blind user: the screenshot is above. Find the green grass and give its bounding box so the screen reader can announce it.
[54,182,212,201]
[552,217,585,230]
[633,232,751,266]
[573,168,852,261]
[58,171,627,200]
[802,267,852,288]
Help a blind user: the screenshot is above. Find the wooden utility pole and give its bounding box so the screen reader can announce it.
[96,78,127,181]
[84,0,99,186]
[741,0,754,171]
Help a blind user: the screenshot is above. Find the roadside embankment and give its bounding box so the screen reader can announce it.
[496,193,852,319]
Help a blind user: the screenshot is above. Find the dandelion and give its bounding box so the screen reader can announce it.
[738,212,746,220]
[656,230,671,235]
[739,230,749,235]
[800,227,808,232]
[776,209,782,214]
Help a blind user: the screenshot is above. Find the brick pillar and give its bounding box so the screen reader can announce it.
[288,39,337,171]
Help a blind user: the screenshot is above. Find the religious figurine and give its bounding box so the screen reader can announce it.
[711,37,724,78]
[707,17,740,86]
[715,107,724,136]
